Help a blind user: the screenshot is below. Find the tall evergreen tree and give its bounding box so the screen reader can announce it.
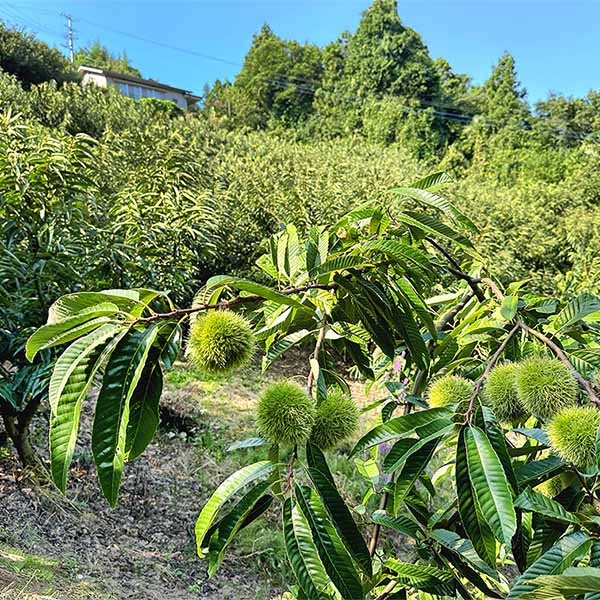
[216,24,322,128]
[481,51,529,128]
[339,0,439,102]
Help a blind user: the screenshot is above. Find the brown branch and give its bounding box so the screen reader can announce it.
[519,322,600,406]
[374,579,399,600]
[306,316,328,397]
[284,445,298,493]
[127,282,338,325]
[481,277,505,302]
[436,291,474,333]
[425,238,485,302]
[464,321,521,422]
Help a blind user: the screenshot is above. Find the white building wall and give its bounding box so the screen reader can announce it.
[80,70,188,109]
[81,72,109,88]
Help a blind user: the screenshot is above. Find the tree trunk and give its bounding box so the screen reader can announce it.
[1,399,41,468]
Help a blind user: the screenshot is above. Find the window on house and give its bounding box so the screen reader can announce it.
[128,84,142,99]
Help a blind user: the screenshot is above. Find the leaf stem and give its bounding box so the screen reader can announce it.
[306,316,328,397]
[464,321,521,423]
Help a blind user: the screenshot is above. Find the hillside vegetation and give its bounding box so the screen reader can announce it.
[3,2,600,598]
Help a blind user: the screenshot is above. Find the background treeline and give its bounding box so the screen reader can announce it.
[2,0,600,340]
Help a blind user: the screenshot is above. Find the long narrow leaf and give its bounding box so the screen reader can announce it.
[91,324,160,506]
[196,461,273,557]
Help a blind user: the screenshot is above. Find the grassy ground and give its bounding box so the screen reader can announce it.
[0,353,379,599]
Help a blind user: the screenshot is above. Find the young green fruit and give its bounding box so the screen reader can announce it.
[547,406,600,469]
[484,362,527,423]
[186,310,254,373]
[310,389,359,450]
[427,374,472,408]
[256,381,315,446]
[515,357,578,421]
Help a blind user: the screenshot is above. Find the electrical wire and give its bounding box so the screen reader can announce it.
[1,6,597,141]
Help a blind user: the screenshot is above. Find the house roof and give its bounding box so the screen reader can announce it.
[78,65,201,100]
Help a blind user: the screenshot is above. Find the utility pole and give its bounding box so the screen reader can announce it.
[62,13,74,63]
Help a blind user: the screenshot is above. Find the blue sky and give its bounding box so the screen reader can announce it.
[2,1,599,104]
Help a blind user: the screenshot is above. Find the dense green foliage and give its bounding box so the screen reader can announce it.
[74,40,142,77]
[0,21,79,88]
[4,6,600,596]
[27,182,600,597]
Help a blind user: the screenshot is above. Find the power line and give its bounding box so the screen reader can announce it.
[2,2,63,38]
[74,15,241,68]
[2,8,596,142]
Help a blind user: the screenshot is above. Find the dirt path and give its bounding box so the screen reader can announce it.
[0,354,376,599]
[0,363,288,599]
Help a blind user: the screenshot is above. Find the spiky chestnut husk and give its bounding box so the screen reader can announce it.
[484,362,527,424]
[256,381,315,446]
[310,389,359,450]
[515,357,578,421]
[547,406,600,469]
[186,310,254,373]
[427,374,472,408]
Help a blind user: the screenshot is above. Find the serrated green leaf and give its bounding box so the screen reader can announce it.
[310,254,370,277]
[516,456,566,487]
[196,461,273,557]
[524,567,600,598]
[283,498,336,600]
[393,438,438,507]
[586,542,600,600]
[371,510,419,538]
[230,279,306,309]
[350,408,452,457]
[306,444,372,576]
[384,558,455,595]
[456,426,497,566]
[551,293,600,333]
[26,303,120,361]
[514,488,580,525]
[507,531,591,600]
[91,324,161,506]
[295,485,364,600]
[465,426,517,546]
[49,324,125,492]
[384,421,454,475]
[124,359,163,461]
[46,291,143,324]
[207,481,273,577]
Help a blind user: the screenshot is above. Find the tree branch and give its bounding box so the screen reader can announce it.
[306,316,328,397]
[425,238,485,302]
[464,321,521,422]
[128,282,338,325]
